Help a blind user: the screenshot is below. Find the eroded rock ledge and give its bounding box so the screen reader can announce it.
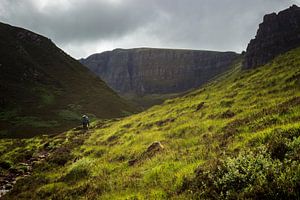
[244,5,300,69]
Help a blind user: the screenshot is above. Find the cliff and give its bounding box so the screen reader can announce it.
[80,48,239,95]
[244,5,300,69]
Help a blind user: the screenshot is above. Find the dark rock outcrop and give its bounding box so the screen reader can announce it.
[80,48,239,95]
[244,5,300,69]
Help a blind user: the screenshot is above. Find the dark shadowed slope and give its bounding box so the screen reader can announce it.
[0,22,135,138]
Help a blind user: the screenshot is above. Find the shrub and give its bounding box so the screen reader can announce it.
[183,147,300,199]
[267,134,289,160]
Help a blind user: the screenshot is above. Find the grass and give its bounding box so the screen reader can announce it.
[122,92,182,109]
[1,47,300,199]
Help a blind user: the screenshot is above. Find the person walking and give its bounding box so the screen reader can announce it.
[81,115,90,130]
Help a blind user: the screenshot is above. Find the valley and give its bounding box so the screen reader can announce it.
[0,4,300,200]
[1,46,300,198]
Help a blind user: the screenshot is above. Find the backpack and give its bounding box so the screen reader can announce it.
[82,116,89,124]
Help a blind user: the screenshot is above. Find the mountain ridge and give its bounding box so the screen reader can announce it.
[80,48,239,97]
[0,22,135,138]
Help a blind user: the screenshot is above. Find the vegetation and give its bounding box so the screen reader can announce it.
[1,47,300,199]
[0,22,136,138]
[122,93,181,109]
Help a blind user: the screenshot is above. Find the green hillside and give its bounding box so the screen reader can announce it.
[0,22,135,138]
[1,47,300,199]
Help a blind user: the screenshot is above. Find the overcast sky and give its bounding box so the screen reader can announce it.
[0,0,299,58]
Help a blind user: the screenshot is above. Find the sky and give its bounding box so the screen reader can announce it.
[0,0,299,59]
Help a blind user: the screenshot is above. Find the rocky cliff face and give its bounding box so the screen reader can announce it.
[244,5,300,69]
[80,48,239,95]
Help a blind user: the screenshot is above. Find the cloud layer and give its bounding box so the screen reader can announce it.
[0,0,298,58]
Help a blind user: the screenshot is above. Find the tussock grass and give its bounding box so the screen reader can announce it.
[2,47,300,199]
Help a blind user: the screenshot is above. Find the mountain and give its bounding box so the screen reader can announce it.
[244,5,300,69]
[80,48,239,103]
[0,22,135,138]
[1,5,300,200]
[2,45,300,199]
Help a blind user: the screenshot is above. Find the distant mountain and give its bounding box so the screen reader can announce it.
[244,5,300,69]
[0,22,135,138]
[80,48,239,96]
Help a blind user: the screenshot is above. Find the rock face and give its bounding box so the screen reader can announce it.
[80,48,239,95]
[244,5,300,69]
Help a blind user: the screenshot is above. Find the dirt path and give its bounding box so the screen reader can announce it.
[0,151,49,198]
[0,128,92,199]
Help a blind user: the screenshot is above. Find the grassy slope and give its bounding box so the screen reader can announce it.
[122,93,182,110]
[2,47,300,199]
[0,22,135,138]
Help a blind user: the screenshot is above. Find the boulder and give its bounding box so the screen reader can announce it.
[146,141,164,152]
[128,141,164,166]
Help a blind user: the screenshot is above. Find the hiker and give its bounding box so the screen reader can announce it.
[82,115,90,129]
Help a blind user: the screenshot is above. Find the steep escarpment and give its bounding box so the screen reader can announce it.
[80,48,239,95]
[0,22,134,138]
[244,5,300,69]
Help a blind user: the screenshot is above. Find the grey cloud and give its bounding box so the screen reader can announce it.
[0,0,159,44]
[147,0,296,51]
[0,0,298,58]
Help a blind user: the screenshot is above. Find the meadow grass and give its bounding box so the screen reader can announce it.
[1,47,300,199]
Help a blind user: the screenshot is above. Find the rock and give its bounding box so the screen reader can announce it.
[128,159,138,166]
[0,189,10,197]
[196,102,205,111]
[29,157,38,162]
[155,118,175,126]
[38,153,47,159]
[8,168,19,174]
[244,5,300,69]
[4,184,12,190]
[0,161,11,170]
[0,180,8,185]
[80,48,239,95]
[128,141,164,166]
[221,110,235,118]
[43,142,50,149]
[19,163,29,166]
[145,141,164,154]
